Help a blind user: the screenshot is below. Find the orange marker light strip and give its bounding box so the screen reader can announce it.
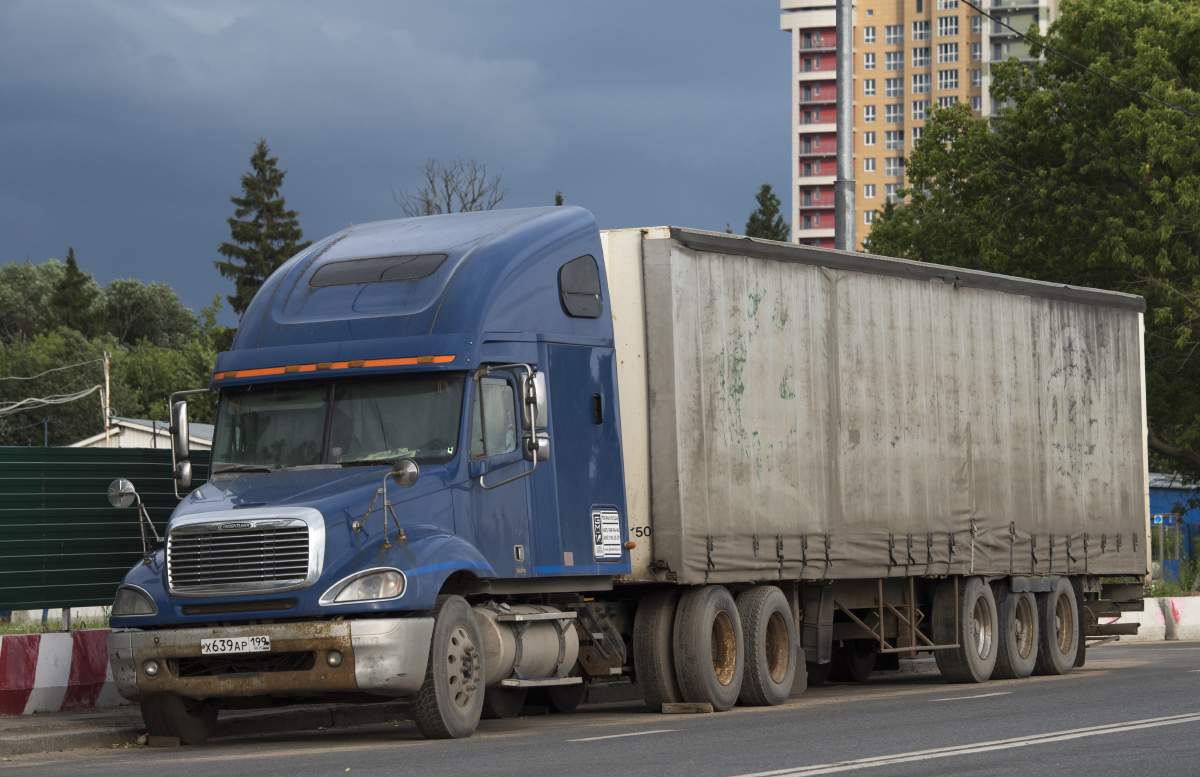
[213,355,455,381]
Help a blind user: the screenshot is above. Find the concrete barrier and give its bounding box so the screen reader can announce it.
[0,630,127,715]
[1106,596,1200,643]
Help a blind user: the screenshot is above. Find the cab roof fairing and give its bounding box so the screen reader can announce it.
[225,207,614,365]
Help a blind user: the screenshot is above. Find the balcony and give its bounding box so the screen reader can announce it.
[799,148,835,157]
[801,41,836,52]
[799,94,837,105]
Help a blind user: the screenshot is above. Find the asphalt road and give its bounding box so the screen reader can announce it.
[6,641,1199,776]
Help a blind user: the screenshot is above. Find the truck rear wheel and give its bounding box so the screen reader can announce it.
[1033,577,1078,676]
[828,640,878,682]
[413,596,485,739]
[480,687,527,719]
[140,694,218,745]
[633,588,684,711]
[933,576,998,684]
[991,583,1038,680]
[736,586,797,706]
[673,585,744,711]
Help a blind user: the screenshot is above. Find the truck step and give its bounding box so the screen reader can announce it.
[499,676,583,688]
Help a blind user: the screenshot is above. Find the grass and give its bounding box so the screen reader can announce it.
[0,610,110,635]
[1144,558,1199,598]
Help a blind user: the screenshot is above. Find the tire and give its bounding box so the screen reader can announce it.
[932,576,998,684]
[544,682,587,713]
[1033,577,1079,676]
[828,640,878,683]
[736,586,797,706]
[991,582,1038,680]
[673,585,744,711]
[413,596,485,739]
[806,660,832,687]
[140,694,218,746]
[633,588,684,711]
[480,687,527,719]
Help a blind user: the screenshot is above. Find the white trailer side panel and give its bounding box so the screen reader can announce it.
[602,227,1148,586]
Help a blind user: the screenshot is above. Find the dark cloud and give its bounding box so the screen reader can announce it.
[0,1,789,324]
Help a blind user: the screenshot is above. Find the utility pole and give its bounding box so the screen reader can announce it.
[43,417,48,447]
[834,0,855,252]
[103,351,111,448]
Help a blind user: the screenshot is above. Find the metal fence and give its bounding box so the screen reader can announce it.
[0,447,208,611]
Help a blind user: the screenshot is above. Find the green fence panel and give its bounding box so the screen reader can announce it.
[0,447,209,611]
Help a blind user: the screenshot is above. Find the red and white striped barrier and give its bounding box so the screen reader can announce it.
[0,630,128,715]
[1108,596,1200,642]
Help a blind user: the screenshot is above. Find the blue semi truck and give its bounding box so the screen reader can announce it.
[106,207,1148,743]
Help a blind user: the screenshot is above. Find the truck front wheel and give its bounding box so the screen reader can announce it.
[140,694,218,745]
[673,585,744,711]
[413,596,485,739]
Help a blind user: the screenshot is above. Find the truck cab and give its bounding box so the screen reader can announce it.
[107,207,631,740]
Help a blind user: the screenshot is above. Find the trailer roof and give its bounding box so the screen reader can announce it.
[658,227,1146,314]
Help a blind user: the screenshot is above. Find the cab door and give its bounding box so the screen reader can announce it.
[466,374,534,577]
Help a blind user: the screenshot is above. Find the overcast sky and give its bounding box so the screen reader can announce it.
[1,1,790,325]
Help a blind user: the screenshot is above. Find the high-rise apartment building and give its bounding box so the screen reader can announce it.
[781,0,1057,249]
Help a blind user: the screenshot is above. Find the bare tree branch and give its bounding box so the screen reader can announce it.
[392,157,508,217]
[1149,432,1200,471]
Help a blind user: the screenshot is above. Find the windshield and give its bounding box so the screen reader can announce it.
[211,373,465,471]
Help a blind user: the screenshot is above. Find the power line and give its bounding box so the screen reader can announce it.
[0,385,103,418]
[961,0,1200,120]
[0,358,104,382]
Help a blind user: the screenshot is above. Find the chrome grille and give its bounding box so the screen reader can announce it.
[168,523,311,594]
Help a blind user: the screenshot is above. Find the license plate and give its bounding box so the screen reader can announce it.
[200,636,270,655]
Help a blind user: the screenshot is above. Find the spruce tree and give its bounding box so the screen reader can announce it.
[216,139,311,316]
[744,184,790,242]
[48,248,102,337]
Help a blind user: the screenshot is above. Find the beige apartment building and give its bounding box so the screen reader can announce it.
[781,0,1058,249]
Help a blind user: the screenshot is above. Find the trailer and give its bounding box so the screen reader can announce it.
[105,208,1148,743]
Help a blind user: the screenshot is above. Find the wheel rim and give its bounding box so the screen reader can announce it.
[710,610,737,686]
[764,610,790,684]
[1013,595,1035,660]
[446,625,481,710]
[1054,593,1075,656]
[971,595,994,660]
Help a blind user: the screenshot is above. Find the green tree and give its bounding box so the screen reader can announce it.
[216,139,311,316]
[555,190,563,206]
[48,248,103,337]
[864,0,1200,478]
[0,259,64,342]
[104,278,198,348]
[744,184,790,242]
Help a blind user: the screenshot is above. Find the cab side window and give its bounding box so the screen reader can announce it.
[559,255,603,318]
[471,377,517,458]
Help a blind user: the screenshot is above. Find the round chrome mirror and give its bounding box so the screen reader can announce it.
[391,458,419,488]
[175,460,192,489]
[107,478,137,509]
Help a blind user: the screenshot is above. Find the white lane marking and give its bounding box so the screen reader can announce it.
[568,729,676,742]
[931,691,1012,702]
[727,712,1200,777]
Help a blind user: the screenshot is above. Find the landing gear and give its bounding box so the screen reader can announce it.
[828,640,878,683]
[413,596,485,739]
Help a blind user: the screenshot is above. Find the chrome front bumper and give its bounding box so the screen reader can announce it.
[107,618,434,701]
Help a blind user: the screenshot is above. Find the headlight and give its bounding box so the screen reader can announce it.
[319,568,406,606]
[112,585,158,616]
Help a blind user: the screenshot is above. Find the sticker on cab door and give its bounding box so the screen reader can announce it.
[592,509,622,559]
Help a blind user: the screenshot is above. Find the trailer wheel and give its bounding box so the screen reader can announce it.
[1033,577,1079,676]
[480,687,527,719]
[991,583,1038,680]
[413,595,485,739]
[736,586,797,706]
[140,694,218,745]
[933,576,998,684]
[829,640,878,683]
[805,661,832,687]
[633,588,684,711]
[673,585,744,711]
